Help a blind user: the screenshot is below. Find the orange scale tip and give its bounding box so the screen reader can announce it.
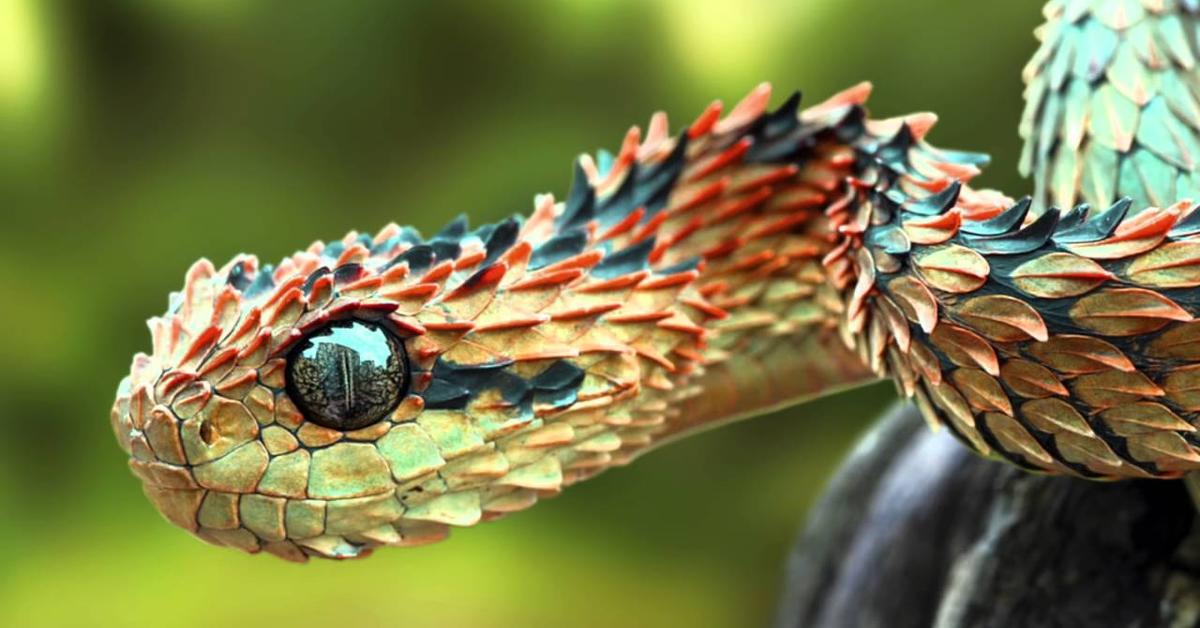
[339,275,383,294]
[548,302,624,321]
[699,239,741,260]
[272,258,299,283]
[179,325,223,367]
[838,220,867,236]
[522,195,560,241]
[335,243,370,267]
[824,190,857,218]
[745,212,811,240]
[339,230,362,247]
[895,112,939,140]
[679,296,728,320]
[441,262,508,302]
[634,345,676,371]
[473,314,551,332]
[907,176,955,194]
[932,160,981,181]
[667,177,729,217]
[903,210,963,244]
[422,320,476,333]
[598,207,646,241]
[184,258,217,284]
[372,222,402,244]
[536,249,604,274]
[508,268,585,291]
[501,240,533,266]
[806,81,873,115]
[606,310,675,324]
[687,138,751,183]
[266,288,306,326]
[413,346,443,364]
[380,263,410,283]
[1174,199,1199,216]
[749,255,791,278]
[715,82,772,135]
[236,327,271,357]
[379,282,440,301]
[197,346,239,377]
[713,186,774,223]
[799,165,843,192]
[821,238,854,268]
[292,255,323,281]
[385,315,426,336]
[210,286,242,324]
[688,100,723,139]
[575,270,649,294]
[306,273,335,298]
[772,188,828,213]
[156,370,199,402]
[713,293,753,309]
[597,126,642,192]
[323,299,367,319]
[1112,205,1181,239]
[672,346,704,362]
[697,280,728,298]
[349,299,401,318]
[261,276,306,310]
[958,189,1012,220]
[453,250,487,271]
[631,211,668,244]
[638,270,700,290]
[728,249,777,273]
[649,243,686,271]
[733,165,801,194]
[638,111,671,160]
[419,260,456,284]
[657,319,706,336]
[573,342,633,357]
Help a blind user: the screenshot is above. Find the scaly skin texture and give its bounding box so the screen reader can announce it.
[1021,0,1200,212]
[111,0,1200,561]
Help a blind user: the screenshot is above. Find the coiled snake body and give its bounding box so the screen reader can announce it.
[111,0,1200,561]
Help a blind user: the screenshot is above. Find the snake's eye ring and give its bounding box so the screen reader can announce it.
[285,319,409,431]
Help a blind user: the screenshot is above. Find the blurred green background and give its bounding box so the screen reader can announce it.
[0,1,1042,626]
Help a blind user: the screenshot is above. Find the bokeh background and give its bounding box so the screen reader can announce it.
[0,1,1043,626]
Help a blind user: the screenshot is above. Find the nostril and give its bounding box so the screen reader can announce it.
[199,421,217,445]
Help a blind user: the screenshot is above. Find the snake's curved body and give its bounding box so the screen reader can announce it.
[111,0,1200,561]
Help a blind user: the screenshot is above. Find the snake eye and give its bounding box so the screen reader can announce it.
[285,319,409,431]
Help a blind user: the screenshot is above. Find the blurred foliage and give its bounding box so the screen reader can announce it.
[0,1,1042,626]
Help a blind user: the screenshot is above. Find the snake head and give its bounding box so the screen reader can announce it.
[109,215,624,561]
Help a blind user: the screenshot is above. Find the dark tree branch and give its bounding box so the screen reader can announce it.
[777,403,1200,628]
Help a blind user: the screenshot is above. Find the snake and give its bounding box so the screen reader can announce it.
[109,0,1200,562]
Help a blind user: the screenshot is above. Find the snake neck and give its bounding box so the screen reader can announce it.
[604,85,999,455]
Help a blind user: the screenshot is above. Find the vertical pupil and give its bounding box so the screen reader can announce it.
[285,319,407,431]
